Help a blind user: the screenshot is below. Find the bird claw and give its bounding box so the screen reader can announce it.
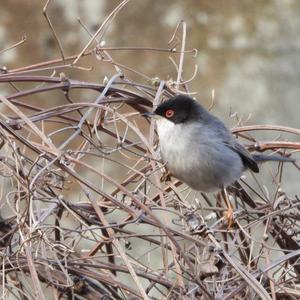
[223,207,235,228]
[160,170,172,182]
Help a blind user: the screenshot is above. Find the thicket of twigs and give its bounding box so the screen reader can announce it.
[0,2,300,300]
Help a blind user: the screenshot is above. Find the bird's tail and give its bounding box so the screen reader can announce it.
[252,154,295,163]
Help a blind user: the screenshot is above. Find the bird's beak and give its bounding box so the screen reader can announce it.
[141,111,158,119]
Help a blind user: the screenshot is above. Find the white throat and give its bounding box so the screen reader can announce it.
[156,117,175,141]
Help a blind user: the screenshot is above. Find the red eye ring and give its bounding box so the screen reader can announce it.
[165,109,174,118]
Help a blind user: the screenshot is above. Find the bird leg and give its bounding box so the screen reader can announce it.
[221,188,234,228]
[160,169,172,182]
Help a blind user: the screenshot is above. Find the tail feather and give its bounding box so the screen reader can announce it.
[252,154,295,163]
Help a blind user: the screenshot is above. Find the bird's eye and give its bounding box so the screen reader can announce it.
[165,109,174,118]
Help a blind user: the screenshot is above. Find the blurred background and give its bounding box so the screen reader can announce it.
[1,0,299,124]
[0,0,299,193]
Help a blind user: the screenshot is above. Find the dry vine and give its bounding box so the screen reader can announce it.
[0,2,299,300]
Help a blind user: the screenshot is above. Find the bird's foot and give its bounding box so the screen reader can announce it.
[160,170,172,182]
[223,207,235,228]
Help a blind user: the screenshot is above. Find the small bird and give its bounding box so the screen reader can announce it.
[143,95,293,193]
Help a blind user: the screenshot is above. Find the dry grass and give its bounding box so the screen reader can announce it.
[0,2,300,299]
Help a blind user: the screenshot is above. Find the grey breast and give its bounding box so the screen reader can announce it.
[160,122,244,192]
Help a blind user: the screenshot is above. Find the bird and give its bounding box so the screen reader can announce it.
[143,95,294,194]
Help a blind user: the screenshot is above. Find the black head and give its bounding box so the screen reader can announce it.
[154,95,208,124]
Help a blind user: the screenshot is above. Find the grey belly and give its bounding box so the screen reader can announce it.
[161,143,244,193]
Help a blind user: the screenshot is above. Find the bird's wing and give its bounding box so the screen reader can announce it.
[226,142,259,173]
